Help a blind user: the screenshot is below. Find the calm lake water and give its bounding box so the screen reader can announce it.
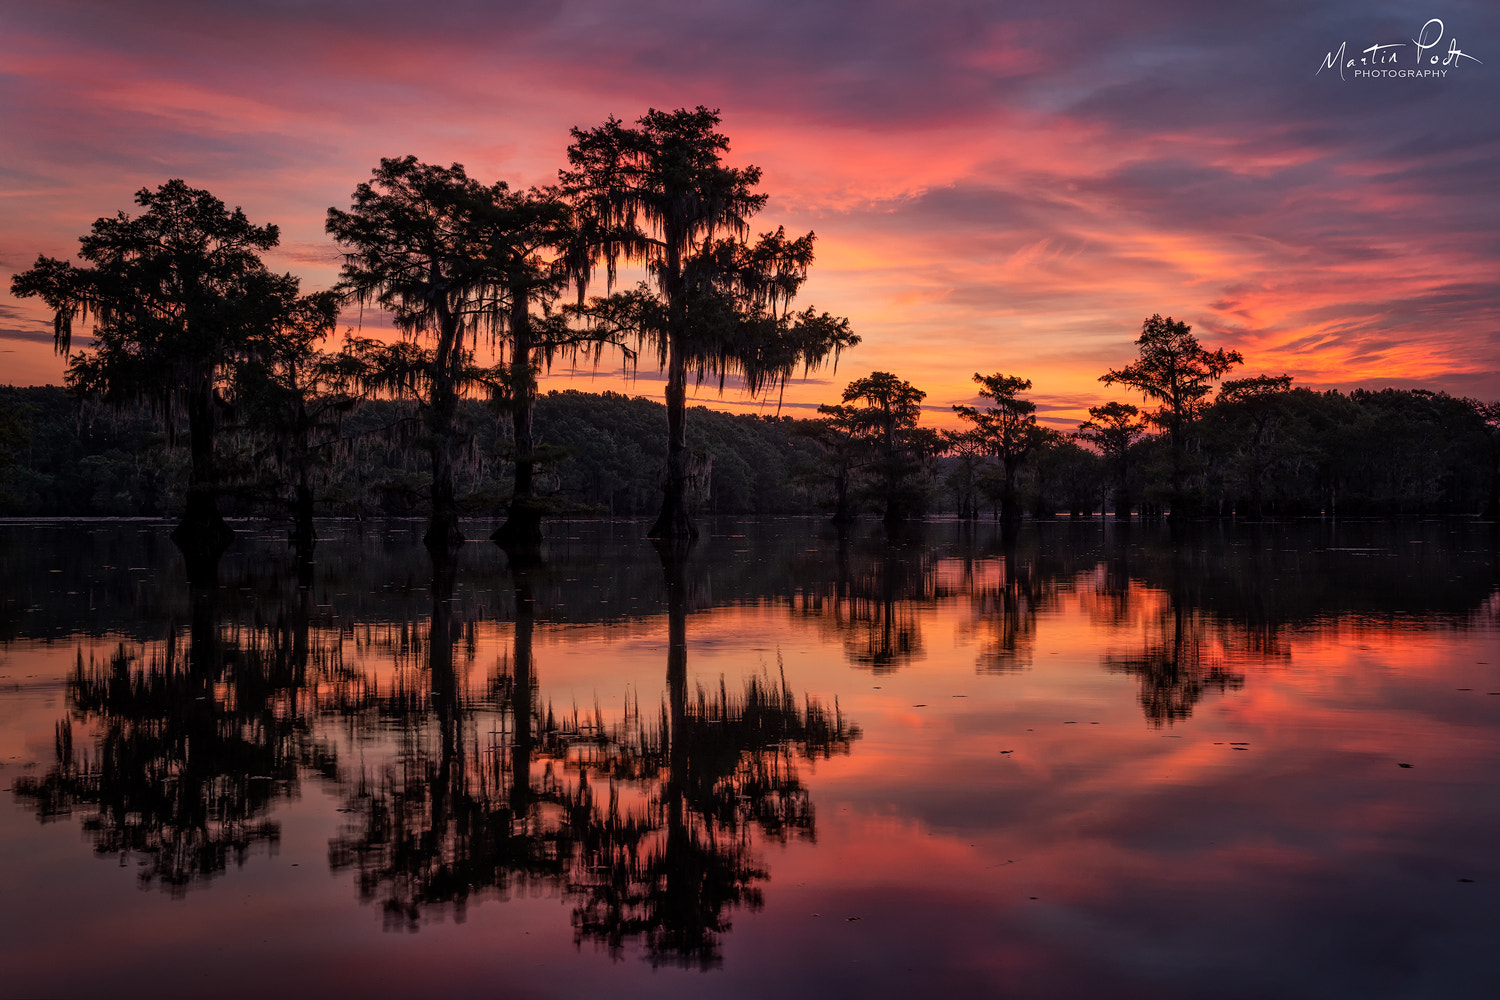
[1,517,1496,999]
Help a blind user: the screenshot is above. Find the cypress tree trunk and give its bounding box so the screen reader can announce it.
[1169,428,1186,517]
[292,480,316,578]
[424,313,464,552]
[650,339,697,540]
[291,397,317,567]
[650,234,696,542]
[173,380,234,581]
[831,469,854,524]
[495,289,544,551]
[1001,458,1022,523]
[880,414,903,524]
[426,406,462,550]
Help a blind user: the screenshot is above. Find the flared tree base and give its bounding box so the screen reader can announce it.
[172,511,235,586]
[493,498,546,567]
[492,508,543,545]
[423,514,464,553]
[648,500,698,541]
[291,486,317,566]
[650,534,695,573]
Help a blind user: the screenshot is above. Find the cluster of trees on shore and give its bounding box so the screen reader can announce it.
[6,108,1498,565]
[826,317,1499,525]
[9,107,855,570]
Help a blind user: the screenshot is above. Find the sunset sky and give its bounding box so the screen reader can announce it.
[1,1,1496,427]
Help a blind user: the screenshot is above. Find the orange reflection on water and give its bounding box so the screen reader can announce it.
[2,519,1496,996]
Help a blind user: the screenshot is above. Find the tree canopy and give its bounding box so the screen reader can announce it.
[833,372,937,522]
[563,106,856,539]
[10,179,298,571]
[327,156,587,550]
[954,373,1042,523]
[1101,315,1242,513]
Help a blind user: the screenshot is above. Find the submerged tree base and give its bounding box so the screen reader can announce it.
[648,497,699,541]
[291,485,318,562]
[493,521,544,571]
[171,515,235,585]
[492,504,545,550]
[650,533,695,574]
[291,519,317,568]
[423,515,465,553]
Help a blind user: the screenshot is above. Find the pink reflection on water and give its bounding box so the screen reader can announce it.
[1,528,1496,997]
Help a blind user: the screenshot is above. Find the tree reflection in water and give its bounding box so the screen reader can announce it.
[326,544,860,967]
[12,583,341,893]
[791,525,934,673]
[563,542,859,967]
[326,551,582,929]
[1103,600,1246,725]
[957,532,1057,675]
[10,517,1495,973]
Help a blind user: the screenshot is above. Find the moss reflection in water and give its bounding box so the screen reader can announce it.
[12,586,342,893]
[323,552,860,968]
[4,517,1496,984]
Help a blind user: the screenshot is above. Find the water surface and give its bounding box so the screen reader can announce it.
[1,517,1496,998]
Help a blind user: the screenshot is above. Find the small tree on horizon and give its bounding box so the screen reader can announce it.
[328,157,620,552]
[836,371,936,523]
[1101,315,1242,515]
[328,158,502,550]
[477,184,627,551]
[942,427,989,520]
[1075,400,1146,516]
[797,403,871,523]
[234,289,352,561]
[955,373,1043,524]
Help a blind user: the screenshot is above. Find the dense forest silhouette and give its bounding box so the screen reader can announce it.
[2,379,1496,529]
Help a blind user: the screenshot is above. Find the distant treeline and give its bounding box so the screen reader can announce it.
[0,386,818,519]
[2,380,1495,521]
